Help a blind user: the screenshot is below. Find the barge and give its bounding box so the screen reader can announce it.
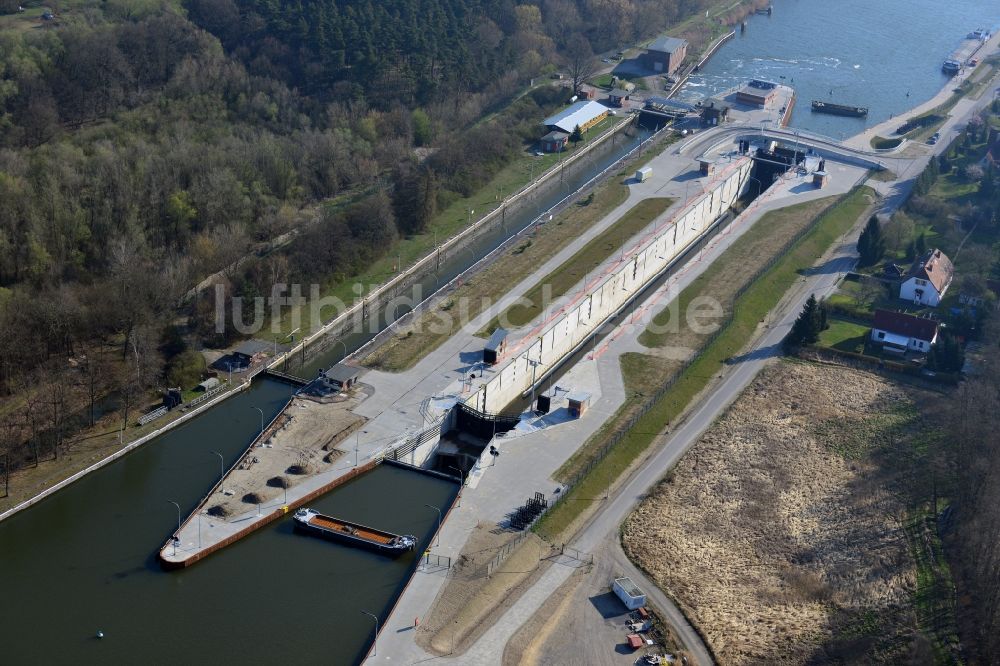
[810,100,868,118]
[293,508,416,556]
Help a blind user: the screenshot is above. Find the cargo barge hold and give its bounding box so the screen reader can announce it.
[293,508,417,556]
[810,100,868,118]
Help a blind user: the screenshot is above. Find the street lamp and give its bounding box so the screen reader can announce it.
[167,500,180,556]
[448,465,464,507]
[209,450,224,489]
[424,503,442,547]
[251,407,264,436]
[361,610,379,658]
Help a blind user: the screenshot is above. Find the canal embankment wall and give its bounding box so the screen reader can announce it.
[466,158,753,415]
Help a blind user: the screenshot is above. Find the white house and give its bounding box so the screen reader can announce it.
[899,248,954,307]
[871,309,940,354]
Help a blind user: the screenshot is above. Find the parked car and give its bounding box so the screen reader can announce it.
[601,57,611,64]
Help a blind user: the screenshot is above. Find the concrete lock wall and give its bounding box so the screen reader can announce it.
[467,157,752,415]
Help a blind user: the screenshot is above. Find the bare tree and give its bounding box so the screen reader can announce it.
[564,33,597,95]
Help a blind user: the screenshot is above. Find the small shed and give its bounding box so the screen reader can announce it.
[232,339,271,368]
[613,576,647,610]
[540,131,569,153]
[322,363,361,391]
[699,157,717,177]
[163,387,183,410]
[566,391,591,418]
[813,170,828,188]
[636,166,652,182]
[484,328,509,365]
[196,377,220,392]
[608,88,630,107]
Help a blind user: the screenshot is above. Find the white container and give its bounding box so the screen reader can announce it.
[635,167,653,182]
[612,576,647,610]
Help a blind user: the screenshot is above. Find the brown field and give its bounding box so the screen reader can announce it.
[623,361,935,664]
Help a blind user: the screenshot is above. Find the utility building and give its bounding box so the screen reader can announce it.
[483,328,508,365]
[643,36,688,74]
[542,101,608,134]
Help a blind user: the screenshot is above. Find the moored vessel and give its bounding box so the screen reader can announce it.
[293,508,416,556]
[810,100,868,117]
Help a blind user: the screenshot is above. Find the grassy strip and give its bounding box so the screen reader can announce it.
[905,503,963,663]
[870,136,903,150]
[533,186,874,542]
[480,197,675,334]
[555,194,838,482]
[361,174,633,371]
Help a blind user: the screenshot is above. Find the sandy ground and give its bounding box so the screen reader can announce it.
[415,523,554,656]
[206,393,365,516]
[505,550,687,666]
[623,361,926,665]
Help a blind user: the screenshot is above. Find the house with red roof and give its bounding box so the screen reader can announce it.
[871,309,940,354]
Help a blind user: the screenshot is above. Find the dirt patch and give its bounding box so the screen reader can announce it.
[622,361,929,664]
[206,395,365,518]
[415,523,553,656]
[503,567,586,666]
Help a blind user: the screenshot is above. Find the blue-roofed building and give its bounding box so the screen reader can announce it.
[643,36,688,74]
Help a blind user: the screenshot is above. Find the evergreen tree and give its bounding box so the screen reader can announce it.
[905,239,918,262]
[915,232,927,256]
[570,124,584,146]
[927,331,964,373]
[784,294,827,351]
[856,215,885,266]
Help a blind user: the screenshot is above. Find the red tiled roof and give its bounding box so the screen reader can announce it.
[873,309,939,342]
[906,248,954,295]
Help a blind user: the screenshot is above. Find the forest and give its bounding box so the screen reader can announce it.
[0,0,717,474]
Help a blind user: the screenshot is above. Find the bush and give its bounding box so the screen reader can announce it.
[267,476,290,488]
[165,350,207,388]
[242,492,266,504]
[286,463,312,475]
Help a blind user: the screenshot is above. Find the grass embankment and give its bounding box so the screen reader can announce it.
[270,117,630,338]
[870,136,903,150]
[533,185,874,542]
[479,197,675,335]
[872,57,998,148]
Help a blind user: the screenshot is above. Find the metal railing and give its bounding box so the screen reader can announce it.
[486,531,531,577]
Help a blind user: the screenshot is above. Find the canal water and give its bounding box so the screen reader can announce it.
[0,377,457,665]
[679,0,1000,138]
[292,125,653,379]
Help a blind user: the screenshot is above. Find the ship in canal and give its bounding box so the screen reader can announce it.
[810,100,868,118]
[293,508,417,556]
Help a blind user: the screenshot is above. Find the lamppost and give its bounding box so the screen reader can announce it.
[167,500,180,556]
[209,450,224,489]
[424,503,442,547]
[361,611,379,658]
[251,407,264,436]
[448,465,464,507]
